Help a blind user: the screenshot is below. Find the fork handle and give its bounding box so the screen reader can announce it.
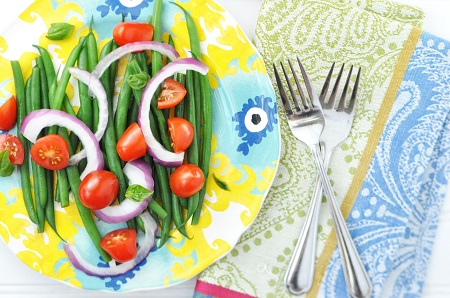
[284,171,322,295]
[310,144,372,298]
[284,148,333,295]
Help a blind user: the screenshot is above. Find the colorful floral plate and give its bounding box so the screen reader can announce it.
[0,0,280,292]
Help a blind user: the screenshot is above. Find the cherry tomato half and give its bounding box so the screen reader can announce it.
[0,96,17,131]
[169,164,204,198]
[0,134,24,165]
[30,134,69,170]
[168,117,194,153]
[116,122,147,162]
[100,228,137,263]
[79,170,119,210]
[113,22,154,47]
[157,78,187,109]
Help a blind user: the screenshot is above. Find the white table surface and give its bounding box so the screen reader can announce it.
[1,0,449,297]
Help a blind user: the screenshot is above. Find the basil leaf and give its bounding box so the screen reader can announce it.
[46,23,74,40]
[128,71,151,90]
[0,150,14,177]
[125,184,154,202]
[213,173,230,191]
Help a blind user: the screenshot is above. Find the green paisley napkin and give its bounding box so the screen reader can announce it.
[195,0,425,297]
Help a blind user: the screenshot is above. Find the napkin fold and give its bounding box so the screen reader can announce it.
[195,0,450,297]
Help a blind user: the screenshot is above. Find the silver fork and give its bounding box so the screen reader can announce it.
[273,58,372,298]
[282,62,369,296]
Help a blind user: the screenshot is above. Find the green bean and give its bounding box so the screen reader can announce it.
[36,58,63,235]
[109,42,119,99]
[41,60,70,207]
[77,45,92,128]
[67,163,111,262]
[97,40,113,150]
[149,199,168,219]
[135,52,148,72]
[34,45,77,121]
[62,96,77,118]
[98,40,133,229]
[148,108,173,247]
[36,57,49,109]
[50,36,86,111]
[170,166,189,238]
[193,74,213,224]
[54,185,60,203]
[36,56,57,209]
[44,170,59,237]
[179,197,188,209]
[151,106,172,150]
[72,45,92,172]
[30,66,48,207]
[175,4,200,56]
[11,61,38,224]
[128,61,173,236]
[26,67,46,232]
[56,181,70,208]
[44,175,65,242]
[185,70,200,219]
[85,32,99,132]
[174,73,186,118]
[177,6,214,224]
[151,0,163,77]
[148,0,173,149]
[32,45,56,87]
[115,61,134,138]
[121,58,144,129]
[127,97,139,127]
[193,72,202,142]
[155,164,172,248]
[171,191,189,238]
[59,128,111,262]
[32,159,45,233]
[86,32,98,72]
[48,81,70,208]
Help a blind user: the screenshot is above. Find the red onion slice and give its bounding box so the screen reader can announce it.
[64,212,158,277]
[92,41,180,79]
[67,67,108,165]
[94,159,154,223]
[138,58,208,167]
[20,109,104,179]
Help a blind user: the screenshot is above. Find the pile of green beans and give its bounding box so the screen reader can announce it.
[9,0,213,254]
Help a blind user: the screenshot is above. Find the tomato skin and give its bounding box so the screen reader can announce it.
[157,78,187,109]
[169,164,205,198]
[0,134,24,165]
[113,22,154,46]
[116,122,147,162]
[0,96,17,131]
[168,117,194,153]
[30,134,69,170]
[100,228,137,263]
[79,170,119,210]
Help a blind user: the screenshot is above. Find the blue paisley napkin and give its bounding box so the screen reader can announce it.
[322,31,450,298]
[195,0,450,297]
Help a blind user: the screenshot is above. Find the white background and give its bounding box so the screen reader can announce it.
[1,0,449,297]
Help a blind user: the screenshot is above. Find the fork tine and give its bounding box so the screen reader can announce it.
[319,62,336,109]
[328,63,345,108]
[345,66,361,113]
[280,61,302,112]
[319,62,335,103]
[288,59,308,109]
[273,63,293,115]
[296,56,319,108]
[336,65,353,111]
